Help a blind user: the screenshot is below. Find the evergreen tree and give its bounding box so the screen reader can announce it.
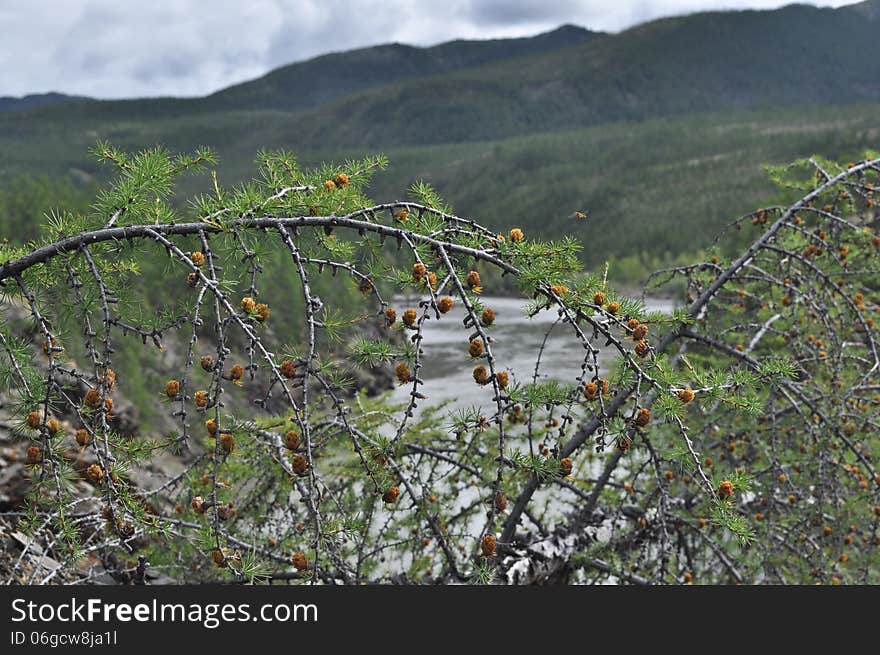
[1,145,878,584]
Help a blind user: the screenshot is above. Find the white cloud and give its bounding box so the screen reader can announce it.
[0,0,857,99]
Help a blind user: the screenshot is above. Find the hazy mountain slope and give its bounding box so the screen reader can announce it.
[0,92,88,113]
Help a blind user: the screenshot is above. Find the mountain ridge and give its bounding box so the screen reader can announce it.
[7,1,876,147]
[0,92,90,114]
[3,2,878,121]
[0,24,598,117]
[274,0,880,148]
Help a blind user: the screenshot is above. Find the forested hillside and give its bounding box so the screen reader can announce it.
[2,1,879,276]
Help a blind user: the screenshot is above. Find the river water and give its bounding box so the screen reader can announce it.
[374,293,678,575]
[390,294,676,413]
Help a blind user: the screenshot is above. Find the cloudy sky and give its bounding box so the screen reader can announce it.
[0,0,855,99]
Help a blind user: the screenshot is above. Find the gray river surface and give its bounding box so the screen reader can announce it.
[390,294,676,414]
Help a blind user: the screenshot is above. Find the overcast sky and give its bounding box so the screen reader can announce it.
[0,0,855,99]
